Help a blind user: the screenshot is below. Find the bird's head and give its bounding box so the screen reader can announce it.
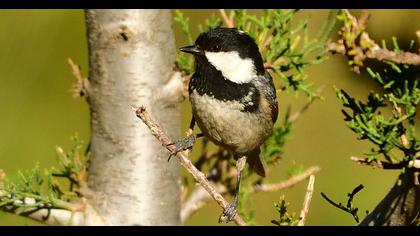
[180,28,265,84]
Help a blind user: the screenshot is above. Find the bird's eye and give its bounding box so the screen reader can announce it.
[213,45,221,52]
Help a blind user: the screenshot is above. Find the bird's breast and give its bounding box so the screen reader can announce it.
[190,90,273,154]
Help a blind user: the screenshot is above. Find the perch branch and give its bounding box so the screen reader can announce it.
[134,106,246,226]
[298,174,315,226]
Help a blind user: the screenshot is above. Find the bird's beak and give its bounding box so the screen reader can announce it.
[179,45,202,55]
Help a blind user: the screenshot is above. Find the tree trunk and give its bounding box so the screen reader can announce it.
[84,9,183,225]
[360,169,420,226]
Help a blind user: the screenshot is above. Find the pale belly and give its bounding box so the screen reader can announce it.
[190,91,273,154]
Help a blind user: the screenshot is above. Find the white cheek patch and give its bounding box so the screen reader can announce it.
[237,29,246,34]
[205,51,257,84]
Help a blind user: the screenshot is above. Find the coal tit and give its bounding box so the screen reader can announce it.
[177,27,278,223]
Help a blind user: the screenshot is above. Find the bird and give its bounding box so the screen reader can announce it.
[174,27,278,223]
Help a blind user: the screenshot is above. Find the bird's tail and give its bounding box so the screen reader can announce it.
[246,149,267,177]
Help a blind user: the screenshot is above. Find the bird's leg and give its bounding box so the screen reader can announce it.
[187,117,196,134]
[219,156,247,223]
[167,117,203,161]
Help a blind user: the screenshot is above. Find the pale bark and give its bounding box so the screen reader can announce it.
[4,202,105,226]
[84,9,183,225]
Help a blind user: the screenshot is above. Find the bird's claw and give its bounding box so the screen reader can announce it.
[167,134,197,161]
[218,199,238,223]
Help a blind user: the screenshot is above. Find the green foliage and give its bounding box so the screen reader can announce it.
[51,135,89,194]
[331,10,419,224]
[271,196,300,226]
[174,9,337,98]
[0,135,89,215]
[336,41,419,164]
[174,10,195,74]
[15,164,44,196]
[335,10,371,73]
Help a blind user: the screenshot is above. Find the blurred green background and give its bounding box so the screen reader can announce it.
[0,9,419,226]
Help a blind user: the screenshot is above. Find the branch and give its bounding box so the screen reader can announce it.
[0,193,105,225]
[321,184,364,224]
[134,106,246,226]
[67,58,90,98]
[350,156,405,169]
[357,9,370,28]
[298,174,315,226]
[180,165,320,223]
[327,9,420,73]
[253,166,320,192]
[6,206,104,226]
[327,42,420,66]
[392,103,409,148]
[417,31,420,54]
[156,71,186,103]
[218,9,234,28]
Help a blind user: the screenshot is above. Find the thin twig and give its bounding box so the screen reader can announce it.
[392,103,409,147]
[134,106,246,226]
[298,175,315,226]
[219,9,234,28]
[416,31,420,54]
[254,166,320,192]
[321,184,364,224]
[358,9,370,28]
[347,184,364,209]
[350,156,405,169]
[327,42,420,66]
[67,58,88,98]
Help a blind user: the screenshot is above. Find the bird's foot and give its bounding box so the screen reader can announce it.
[218,198,238,223]
[167,134,197,161]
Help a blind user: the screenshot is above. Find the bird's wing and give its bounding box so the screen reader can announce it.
[260,71,279,123]
[246,148,267,177]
